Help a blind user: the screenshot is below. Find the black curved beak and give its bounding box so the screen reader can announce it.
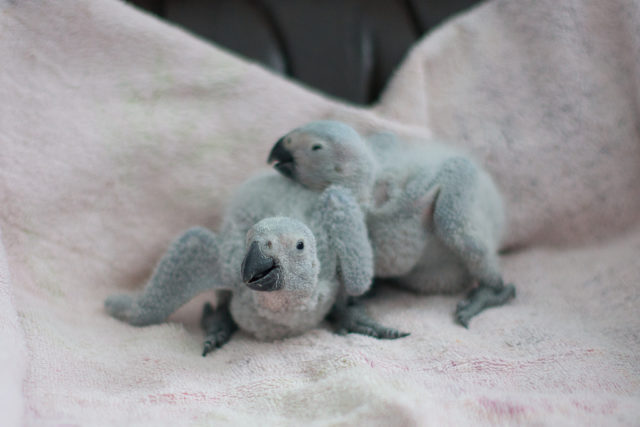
[241,241,281,291]
[267,137,295,179]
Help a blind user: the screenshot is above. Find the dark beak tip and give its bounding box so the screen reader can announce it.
[267,137,283,164]
[267,150,277,164]
[267,137,294,166]
[241,241,279,289]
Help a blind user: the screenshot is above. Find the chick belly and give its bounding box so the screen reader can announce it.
[229,286,335,341]
[370,217,428,277]
[390,237,471,294]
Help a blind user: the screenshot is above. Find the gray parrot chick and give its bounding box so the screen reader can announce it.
[268,121,515,327]
[105,217,334,344]
[106,168,406,353]
[231,217,337,341]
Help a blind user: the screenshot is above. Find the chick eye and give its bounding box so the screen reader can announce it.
[296,241,304,250]
[311,144,323,151]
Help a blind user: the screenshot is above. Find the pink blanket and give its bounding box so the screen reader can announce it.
[1,0,639,424]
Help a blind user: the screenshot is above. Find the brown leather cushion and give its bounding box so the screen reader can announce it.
[129,0,482,104]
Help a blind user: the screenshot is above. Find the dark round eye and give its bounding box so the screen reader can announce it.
[311,144,323,151]
[296,241,304,250]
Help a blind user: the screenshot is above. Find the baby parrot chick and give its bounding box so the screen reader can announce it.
[268,121,515,327]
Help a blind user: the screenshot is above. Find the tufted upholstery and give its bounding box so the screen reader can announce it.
[128,0,482,104]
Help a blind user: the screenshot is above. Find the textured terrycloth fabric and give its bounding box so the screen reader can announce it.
[1,0,639,425]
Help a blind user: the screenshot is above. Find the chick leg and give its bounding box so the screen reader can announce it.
[105,227,224,326]
[328,294,409,339]
[200,295,237,356]
[429,157,516,327]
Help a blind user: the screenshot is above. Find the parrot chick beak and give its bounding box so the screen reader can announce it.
[268,137,296,179]
[241,241,282,291]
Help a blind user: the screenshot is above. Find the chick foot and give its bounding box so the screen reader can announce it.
[201,302,238,356]
[455,282,516,328]
[329,300,409,339]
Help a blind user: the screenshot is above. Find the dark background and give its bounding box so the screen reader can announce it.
[127,0,481,105]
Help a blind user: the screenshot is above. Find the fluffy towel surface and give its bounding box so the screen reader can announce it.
[1,0,639,425]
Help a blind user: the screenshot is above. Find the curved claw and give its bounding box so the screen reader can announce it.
[329,302,410,340]
[202,340,214,357]
[200,303,237,357]
[455,283,516,328]
[202,330,231,356]
[456,311,471,329]
[379,328,410,340]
